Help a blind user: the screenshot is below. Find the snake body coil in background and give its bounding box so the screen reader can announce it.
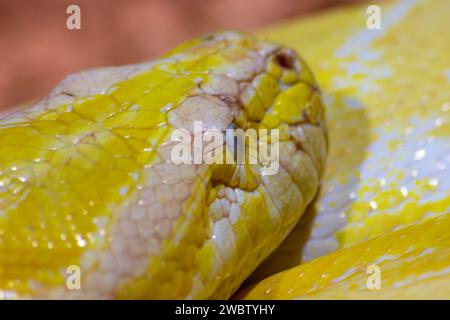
[240,0,450,299]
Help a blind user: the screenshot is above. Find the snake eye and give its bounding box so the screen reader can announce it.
[275,51,296,70]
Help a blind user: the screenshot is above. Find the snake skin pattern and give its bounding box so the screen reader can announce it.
[0,31,326,299]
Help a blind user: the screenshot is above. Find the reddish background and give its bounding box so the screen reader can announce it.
[0,0,365,111]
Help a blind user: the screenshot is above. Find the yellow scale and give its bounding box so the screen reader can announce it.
[240,0,450,299]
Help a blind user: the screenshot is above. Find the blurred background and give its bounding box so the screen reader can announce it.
[0,0,366,111]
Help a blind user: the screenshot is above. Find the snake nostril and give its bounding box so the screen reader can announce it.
[275,51,295,70]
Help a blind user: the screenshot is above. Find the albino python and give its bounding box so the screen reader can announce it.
[1,0,449,300]
[0,31,326,299]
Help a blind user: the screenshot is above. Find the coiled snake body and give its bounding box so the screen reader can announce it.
[0,31,326,299]
[2,0,449,300]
